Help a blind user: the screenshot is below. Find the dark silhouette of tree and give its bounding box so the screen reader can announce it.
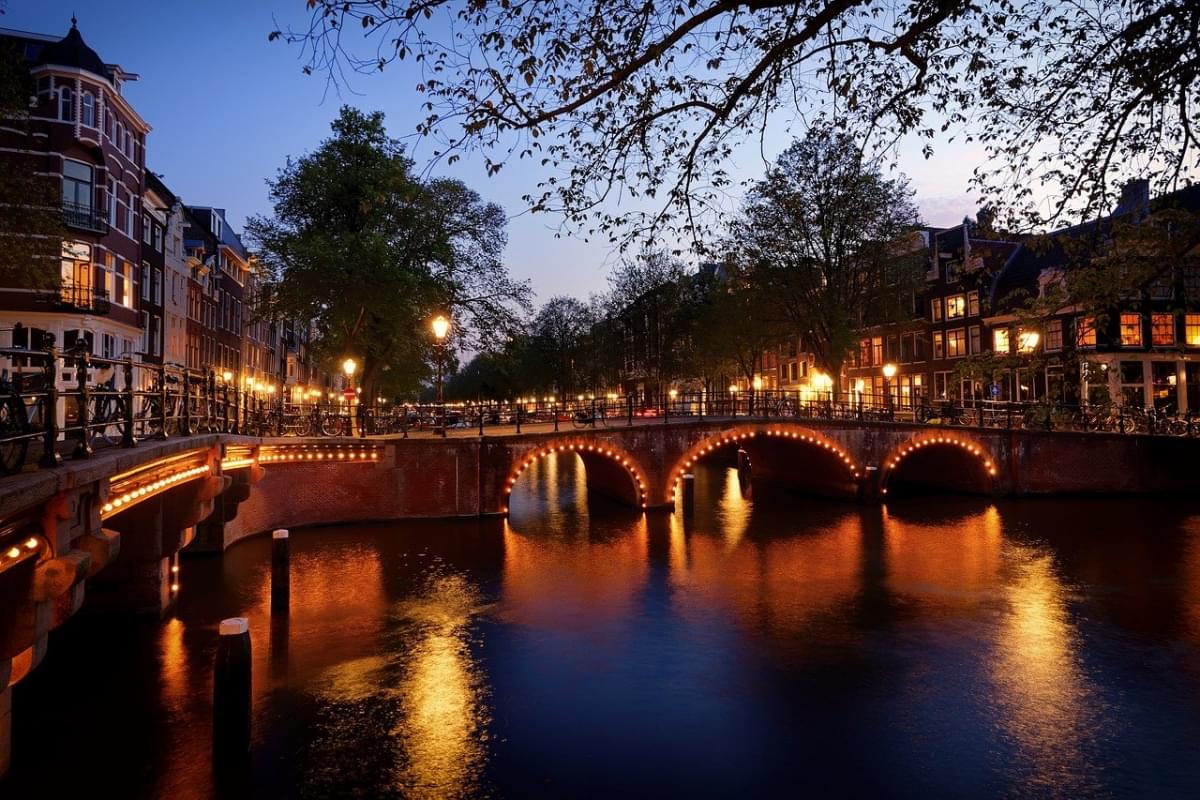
[275,0,1199,243]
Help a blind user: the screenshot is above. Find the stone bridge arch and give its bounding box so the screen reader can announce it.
[660,424,863,504]
[501,437,651,512]
[878,431,998,497]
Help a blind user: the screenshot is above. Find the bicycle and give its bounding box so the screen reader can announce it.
[572,401,609,428]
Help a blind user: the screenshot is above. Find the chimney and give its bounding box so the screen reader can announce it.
[1114,178,1150,217]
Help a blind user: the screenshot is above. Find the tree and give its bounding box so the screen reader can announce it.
[728,126,923,383]
[246,106,530,400]
[603,249,699,393]
[0,39,65,288]
[691,264,791,385]
[526,295,595,395]
[276,1,1199,243]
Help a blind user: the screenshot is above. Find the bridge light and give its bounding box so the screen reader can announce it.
[6,547,19,559]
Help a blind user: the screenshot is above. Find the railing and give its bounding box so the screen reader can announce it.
[47,282,111,314]
[0,347,1195,480]
[61,201,109,234]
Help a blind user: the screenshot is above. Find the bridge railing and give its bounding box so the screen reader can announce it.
[0,343,1196,479]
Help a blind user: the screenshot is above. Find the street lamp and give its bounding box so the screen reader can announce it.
[343,358,357,435]
[882,363,897,417]
[431,314,450,437]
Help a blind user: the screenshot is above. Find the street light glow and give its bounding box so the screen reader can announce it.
[342,357,357,377]
[432,314,450,340]
[882,363,897,379]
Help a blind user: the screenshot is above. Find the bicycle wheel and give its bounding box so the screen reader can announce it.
[321,415,347,436]
[571,411,591,429]
[0,395,30,474]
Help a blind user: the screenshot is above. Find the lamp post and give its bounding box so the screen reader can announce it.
[221,370,233,433]
[751,375,763,416]
[882,363,897,419]
[342,357,357,436]
[431,314,450,437]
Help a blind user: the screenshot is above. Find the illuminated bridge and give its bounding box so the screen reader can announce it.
[0,416,1196,775]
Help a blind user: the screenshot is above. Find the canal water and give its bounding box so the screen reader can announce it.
[9,452,1200,798]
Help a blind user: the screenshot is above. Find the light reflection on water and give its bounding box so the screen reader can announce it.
[9,454,1200,798]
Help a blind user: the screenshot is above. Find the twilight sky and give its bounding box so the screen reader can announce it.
[5,1,985,303]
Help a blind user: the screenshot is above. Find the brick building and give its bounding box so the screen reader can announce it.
[0,22,150,369]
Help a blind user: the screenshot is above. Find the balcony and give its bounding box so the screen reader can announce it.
[46,282,111,314]
[62,201,109,234]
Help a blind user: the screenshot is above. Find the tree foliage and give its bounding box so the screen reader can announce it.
[246,106,529,397]
[0,40,65,288]
[277,0,1198,244]
[728,126,922,376]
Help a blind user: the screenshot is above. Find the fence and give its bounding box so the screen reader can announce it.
[0,344,1196,478]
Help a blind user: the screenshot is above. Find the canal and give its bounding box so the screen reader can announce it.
[8,452,1200,797]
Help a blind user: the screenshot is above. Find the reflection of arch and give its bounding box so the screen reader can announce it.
[503,439,649,512]
[663,425,860,504]
[880,433,997,497]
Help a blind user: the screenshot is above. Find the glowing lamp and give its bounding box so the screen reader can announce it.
[431,314,450,341]
[882,363,897,379]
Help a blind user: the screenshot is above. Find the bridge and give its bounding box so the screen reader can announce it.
[0,413,1197,776]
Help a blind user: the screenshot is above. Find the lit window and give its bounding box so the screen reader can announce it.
[1151,313,1174,345]
[859,339,871,366]
[946,294,966,319]
[933,331,945,359]
[1018,329,1040,353]
[1186,314,1200,346]
[1119,313,1142,347]
[993,328,1010,353]
[1077,316,1097,347]
[947,328,966,358]
[930,298,943,322]
[1045,319,1063,351]
[872,337,883,365]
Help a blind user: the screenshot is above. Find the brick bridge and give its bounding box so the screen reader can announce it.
[0,417,1197,775]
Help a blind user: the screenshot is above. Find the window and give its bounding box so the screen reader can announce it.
[81,92,95,127]
[872,337,883,365]
[947,328,966,358]
[1119,313,1142,347]
[930,298,943,322]
[1045,319,1063,351]
[102,333,116,359]
[1151,313,1174,346]
[1018,329,1040,353]
[993,328,1010,353]
[143,214,152,244]
[1077,316,1097,347]
[62,159,93,209]
[1186,314,1200,346]
[141,263,151,301]
[933,331,945,360]
[946,294,966,319]
[105,106,114,141]
[113,259,132,307]
[859,338,871,367]
[107,176,117,225]
[968,292,981,317]
[886,335,898,361]
[969,325,981,354]
[59,87,74,121]
[117,122,126,156]
[153,223,163,253]
[154,267,163,305]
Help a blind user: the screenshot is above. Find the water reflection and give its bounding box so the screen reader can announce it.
[8,456,1200,798]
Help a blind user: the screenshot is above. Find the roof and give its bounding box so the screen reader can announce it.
[34,22,106,76]
[185,206,249,262]
[987,181,1200,310]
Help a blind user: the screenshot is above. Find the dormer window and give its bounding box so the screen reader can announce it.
[81,92,95,127]
[211,211,223,239]
[59,87,74,121]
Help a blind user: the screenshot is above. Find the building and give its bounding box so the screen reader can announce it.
[844,181,1200,412]
[0,22,150,370]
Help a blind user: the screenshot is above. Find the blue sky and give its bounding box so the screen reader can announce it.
[5,1,982,302]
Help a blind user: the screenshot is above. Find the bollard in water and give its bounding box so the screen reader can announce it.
[213,617,251,758]
[681,473,695,518]
[271,529,289,614]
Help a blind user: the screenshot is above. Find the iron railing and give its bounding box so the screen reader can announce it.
[61,201,109,234]
[0,345,1195,479]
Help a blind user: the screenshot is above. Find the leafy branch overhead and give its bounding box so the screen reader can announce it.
[276,1,1198,245]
